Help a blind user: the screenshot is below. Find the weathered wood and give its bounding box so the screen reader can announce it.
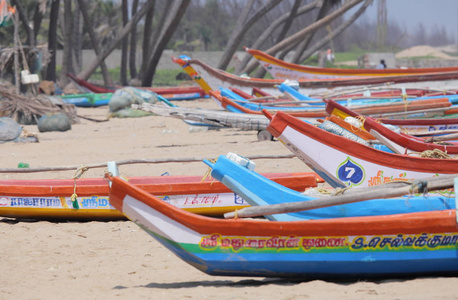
[424,132,458,141]
[368,107,449,118]
[224,174,458,219]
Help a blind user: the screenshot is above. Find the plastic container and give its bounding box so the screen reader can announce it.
[226,152,255,171]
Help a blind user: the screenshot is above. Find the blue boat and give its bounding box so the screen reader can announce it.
[108,172,458,279]
[204,154,455,221]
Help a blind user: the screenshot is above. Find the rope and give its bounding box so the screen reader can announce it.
[419,149,453,159]
[310,187,333,195]
[201,158,217,182]
[0,154,296,174]
[401,93,411,119]
[70,165,89,209]
[333,187,351,196]
[409,181,428,195]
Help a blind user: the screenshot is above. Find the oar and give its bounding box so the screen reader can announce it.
[368,106,450,118]
[312,82,396,98]
[242,95,282,102]
[224,174,458,219]
[424,132,458,142]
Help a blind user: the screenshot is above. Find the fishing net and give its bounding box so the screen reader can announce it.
[318,120,369,146]
[0,85,78,125]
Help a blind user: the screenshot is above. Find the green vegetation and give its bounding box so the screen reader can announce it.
[406,55,442,61]
[443,50,458,57]
[152,69,190,87]
[83,67,191,87]
[334,50,366,62]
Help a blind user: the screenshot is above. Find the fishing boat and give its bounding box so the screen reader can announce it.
[66,73,206,101]
[326,99,458,133]
[0,171,318,220]
[247,48,458,80]
[172,55,458,96]
[223,83,458,113]
[58,92,112,107]
[264,109,458,188]
[325,100,458,155]
[108,173,458,279]
[209,90,453,119]
[203,153,454,221]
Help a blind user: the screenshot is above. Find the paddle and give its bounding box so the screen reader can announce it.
[224,174,458,219]
[367,106,449,118]
[424,132,458,142]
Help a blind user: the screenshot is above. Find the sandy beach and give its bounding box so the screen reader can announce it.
[1,97,458,299]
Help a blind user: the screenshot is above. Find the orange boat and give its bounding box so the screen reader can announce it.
[247,48,458,80]
[0,172,320,221]
[173,55,458,96]
[209,90,453,119]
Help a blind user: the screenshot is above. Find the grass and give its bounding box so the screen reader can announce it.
[70,67,190,87]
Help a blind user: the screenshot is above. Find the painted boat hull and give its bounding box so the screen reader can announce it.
[173,56,458,96]
[108,176,458,279]
[59,93,112,107]
[326,99,458,133]
[0,173,318,220]
[204,154,455,221]
[209,90,452,119]
[66,73,206,101]
[247,48,458,79]
[265,110,458,188]
[325,100,458,154]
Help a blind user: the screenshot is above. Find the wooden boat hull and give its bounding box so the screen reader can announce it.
[108,176,458,278]
[59,93,112,107]
[210,90,453,119]
[265,110,458,188]
[326,99,458,133]
[0,173,318,220]
[204,154,455,221]
[173,55,458,96]
[66,73,206,101]
[247,48,458,79]
[325,100,458,155]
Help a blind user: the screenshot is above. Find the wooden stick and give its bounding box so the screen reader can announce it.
[424,132,458,142]
[0,154,296,173]
[368,107,449,118]
[242,95,282,102]
[224,174,458,219]
[312,82,396,98]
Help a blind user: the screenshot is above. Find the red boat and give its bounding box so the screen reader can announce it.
[66,73,206,100]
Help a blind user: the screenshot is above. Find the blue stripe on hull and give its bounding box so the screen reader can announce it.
[143,228,458,278]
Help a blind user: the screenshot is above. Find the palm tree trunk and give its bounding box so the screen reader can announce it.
[242,0,364,75]
[253,0,303,78]
[141,0,190,86]
[77,0,155,81]
[60,0,74,85]
[10,0,35,46]
[120,0,129,85]
[72,1,83,74]
[299,0,373,62]
[76,0,113,86]
[45,0,60,82]
[236,1,320,75]
[291,0,335,64]
[129,0,139,80]
[217,0,283,71]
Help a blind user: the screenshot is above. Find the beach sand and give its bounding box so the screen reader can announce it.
[1,97,458,299]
